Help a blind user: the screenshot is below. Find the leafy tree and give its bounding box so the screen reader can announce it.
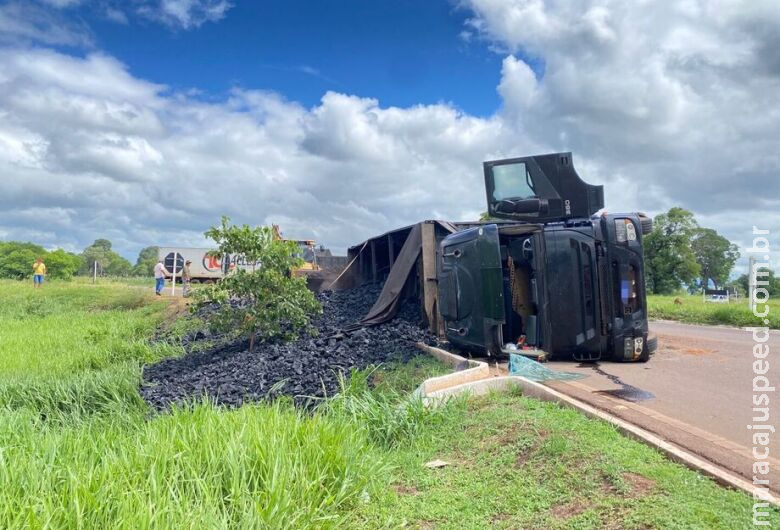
[106,254,133,276]
[46,249,83,279]
[81,241,111,275]
[690,228,740,289]
[0,242,45,279]
[92,239,112,251]
[80,239,132,277]
[643,207,700,294]
[133,246,159,276]
[194,216,321,351]
[0,242,82,280]
[734,267,780,297]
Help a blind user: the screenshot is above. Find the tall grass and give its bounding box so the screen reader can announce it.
[0,280,448,528]
[0,401,389,529]
[647,294,780,328]
[325,370,455,449]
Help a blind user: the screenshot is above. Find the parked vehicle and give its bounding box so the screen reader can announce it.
[438,152,656,361]
[157,239,321,283]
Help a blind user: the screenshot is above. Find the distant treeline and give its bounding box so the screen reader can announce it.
[0,240,158,280]
[644,207,778,295]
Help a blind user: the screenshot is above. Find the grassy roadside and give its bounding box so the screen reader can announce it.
[1,280,776,528]
[0,280,448,528]
[351,389,780,529]
[648,294,780,329]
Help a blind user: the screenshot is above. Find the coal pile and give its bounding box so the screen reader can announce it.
[141,283,436,409]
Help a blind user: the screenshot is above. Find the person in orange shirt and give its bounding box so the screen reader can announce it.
[32,257,46,288]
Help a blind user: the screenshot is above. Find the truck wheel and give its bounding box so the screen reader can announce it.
[638,213,653,235]
[646,334,658,354]
[636,334,657,363]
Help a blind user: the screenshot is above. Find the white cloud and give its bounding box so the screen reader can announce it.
[0,0,778,274]
[0,2,92,47]
[465,0,780,269]
[40,0,83,7]
[138,0,233,30]
[104,7,129,25]
[0,48,523,259]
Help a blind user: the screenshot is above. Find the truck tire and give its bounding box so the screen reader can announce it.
[638,214,653,235]
[646,334,658,355]
[635,334,657,363]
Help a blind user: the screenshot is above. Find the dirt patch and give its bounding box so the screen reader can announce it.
[514,429,549,468]
[550,500,588,519]
[680,347,714,356]
[393,483,420,496]
[622,472,656,497]
[657,334,715,356]
[495,423,522,446]
[477,422,523,449]
[162,296,190,321]
[490,513,511,525]
[601,471,656,498]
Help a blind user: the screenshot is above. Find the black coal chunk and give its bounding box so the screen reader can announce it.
[140,283,435,409]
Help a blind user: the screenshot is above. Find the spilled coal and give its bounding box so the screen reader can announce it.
[141,283,436,409]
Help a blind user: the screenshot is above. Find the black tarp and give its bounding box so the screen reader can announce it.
[359,221,459,326]
[359,223,422,326]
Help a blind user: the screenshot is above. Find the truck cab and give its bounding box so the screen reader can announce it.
[437,152,655,362]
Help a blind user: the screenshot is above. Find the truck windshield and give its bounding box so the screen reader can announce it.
[492,162,536,201]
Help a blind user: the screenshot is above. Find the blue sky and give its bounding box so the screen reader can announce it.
[0,0,777,269]
[68,0,512,116]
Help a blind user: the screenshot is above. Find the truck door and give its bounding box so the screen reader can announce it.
[483,152,604,223]
[437,224,505,354]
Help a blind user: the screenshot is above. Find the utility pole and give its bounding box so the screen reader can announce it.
[171,252,178,296]
[748,256,757,311]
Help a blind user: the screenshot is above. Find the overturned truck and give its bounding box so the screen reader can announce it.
[338,152,657,363]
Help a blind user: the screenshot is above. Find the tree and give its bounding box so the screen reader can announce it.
[0,242,82,280]
[92,239,112,251]
[46,249,83,279]
[0,242,47,279]
[735,268,780,297]
[643,207,700,294]
[106,254,133,276]
[690,228,740,289]
[194,216,321,351]
[80,239,132,277]
[133,246,159,276]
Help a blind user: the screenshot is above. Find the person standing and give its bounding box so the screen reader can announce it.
[32,257,46,288]
[182,260,192,297]
[153,260,169,296]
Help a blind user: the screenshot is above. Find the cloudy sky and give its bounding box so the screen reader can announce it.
[0,0,778,270]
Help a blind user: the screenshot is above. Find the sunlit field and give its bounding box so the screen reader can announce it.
[0,280,775,528]
[647,294,780,329]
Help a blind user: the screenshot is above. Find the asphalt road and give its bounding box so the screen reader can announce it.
[545,321,778,486]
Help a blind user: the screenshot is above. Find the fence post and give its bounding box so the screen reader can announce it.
[171,252,178,296]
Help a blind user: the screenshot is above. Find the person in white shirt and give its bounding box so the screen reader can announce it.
[153,260,170,296]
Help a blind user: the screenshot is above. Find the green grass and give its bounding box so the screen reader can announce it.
[351,389,780,529]
[648,294,780,329]
[1,400,389,529]
[0,279,178,420]
[1,279,775,528]
[370,355,452,396]
[0,279,448,529]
